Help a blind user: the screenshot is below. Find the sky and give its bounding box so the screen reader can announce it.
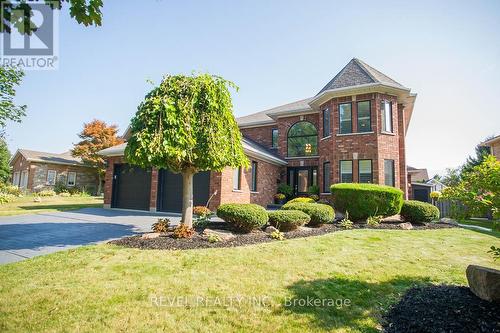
[5,0,500,177]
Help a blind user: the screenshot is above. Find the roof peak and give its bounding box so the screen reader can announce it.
[317,58,407,95]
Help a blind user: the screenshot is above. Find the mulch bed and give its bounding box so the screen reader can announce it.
[383,285,500,333]
[109,221,456,251]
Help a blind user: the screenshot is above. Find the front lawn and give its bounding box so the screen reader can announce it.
[0,195,103,216]
[0,228,498,332]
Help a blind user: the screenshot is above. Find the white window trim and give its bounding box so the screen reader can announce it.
[47,170,57,186]
[67,172,77,187]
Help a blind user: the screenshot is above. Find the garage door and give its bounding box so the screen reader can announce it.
[157,170,210,213]
[413,188,430,203]
[111,164,151,211]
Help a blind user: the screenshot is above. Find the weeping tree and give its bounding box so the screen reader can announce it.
[125,74,248,227]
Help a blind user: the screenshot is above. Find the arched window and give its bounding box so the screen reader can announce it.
[287,121,318,157]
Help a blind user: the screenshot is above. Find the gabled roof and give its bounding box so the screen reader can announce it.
[98,138,287,166]
[11,149,86,167]
[480,134,500,146]
[317,58,407,94]
[407,166,429,182]
[237,58,416,132]
[237,97,313,127]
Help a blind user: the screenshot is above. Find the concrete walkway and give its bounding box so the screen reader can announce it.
[0,208,181,264]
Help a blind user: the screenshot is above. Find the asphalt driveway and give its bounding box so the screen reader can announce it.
[0,208,181,264]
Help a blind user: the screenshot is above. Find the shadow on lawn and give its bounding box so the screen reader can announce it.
[281,276,431,332]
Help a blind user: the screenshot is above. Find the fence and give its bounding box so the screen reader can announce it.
[434,200,451,218]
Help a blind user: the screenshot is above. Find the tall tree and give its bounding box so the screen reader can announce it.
[1,0,103,34]
[0,139,11,183]
[0,66,26,136]
[72,120,124,194]
[125,74,248,228]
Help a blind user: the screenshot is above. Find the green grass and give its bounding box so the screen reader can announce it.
[0,228,499,332]
[0,195,103,216]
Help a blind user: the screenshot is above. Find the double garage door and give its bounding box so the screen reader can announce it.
[111,164,210,213]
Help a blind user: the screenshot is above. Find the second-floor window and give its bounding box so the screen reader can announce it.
[357,101,371,132]
[287,121,318,157]
[322,108,331,137]
[381,100,393,133]
[271,129,278,148]
[339,103,352,134]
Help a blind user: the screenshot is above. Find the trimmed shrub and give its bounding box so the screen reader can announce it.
[287,197,315,204]
[400,200,440,223]
[217,203,269,232]
[37,189,56,197]
[268,210,310,231]
[281,202,334,226]
[330,183,403,221]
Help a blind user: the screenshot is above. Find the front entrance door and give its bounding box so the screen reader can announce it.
[287,167,317,197]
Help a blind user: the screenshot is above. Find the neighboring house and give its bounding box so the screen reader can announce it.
[407,165,446,202]
[99,58,417,212]
[10,149,99,193]
[480,135,500,160]
[407,166,429,183]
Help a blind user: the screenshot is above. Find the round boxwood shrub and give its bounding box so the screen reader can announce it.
[330,183,403,221]
[216,203,269,232]
[268,210,310,231]
[287,197,315,204]
[281,202,334,226]
[400,200,440,223]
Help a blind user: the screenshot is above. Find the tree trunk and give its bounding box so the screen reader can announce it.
[97,173,102,196]
[181,170,194,228]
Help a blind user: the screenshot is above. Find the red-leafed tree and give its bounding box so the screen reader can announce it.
[72,119,124,194]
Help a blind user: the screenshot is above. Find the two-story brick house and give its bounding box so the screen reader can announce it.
[99,58,416,212]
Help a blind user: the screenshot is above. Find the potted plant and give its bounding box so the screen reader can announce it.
[274,193,286,205]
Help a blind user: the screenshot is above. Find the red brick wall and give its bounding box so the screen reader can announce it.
[103,156,123,206]
[240,124,276,149]
[208,157,281,210]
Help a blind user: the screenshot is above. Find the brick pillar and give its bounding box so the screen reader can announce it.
[208,171,222,211]
[398,104,408,199]
[149,168,159,212]
[103,157,117,208]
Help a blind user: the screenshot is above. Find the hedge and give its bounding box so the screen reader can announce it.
[287,197,315,204]
[268,210,310,231]
[330,183,403,221]
[281,202,334,226]
[400,200,440,223]
[217,203,269,232]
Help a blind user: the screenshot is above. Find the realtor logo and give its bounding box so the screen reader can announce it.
[1,1,59,70]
